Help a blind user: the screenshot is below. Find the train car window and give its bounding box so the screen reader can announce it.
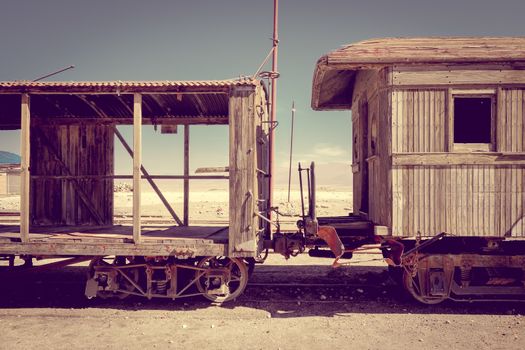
[452,94,495,152]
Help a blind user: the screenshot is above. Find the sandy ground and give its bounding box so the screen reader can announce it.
[1,190,524,349]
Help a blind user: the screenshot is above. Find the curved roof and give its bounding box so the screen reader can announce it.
[312,37,525,110]
[322,37,525,66]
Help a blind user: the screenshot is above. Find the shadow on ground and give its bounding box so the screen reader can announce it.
[0,264,523,317]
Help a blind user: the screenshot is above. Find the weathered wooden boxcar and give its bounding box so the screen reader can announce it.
[0,79,270,301]
[311,37,525,303]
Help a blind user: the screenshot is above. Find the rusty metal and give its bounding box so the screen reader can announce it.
[86,256,249,302]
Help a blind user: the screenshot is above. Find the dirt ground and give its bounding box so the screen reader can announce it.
[0,254,523,350]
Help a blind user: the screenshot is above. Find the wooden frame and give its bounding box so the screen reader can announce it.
[19,94,30,242]
[183,125,190,226]
[133,93,142,243]
[447,89,497,152]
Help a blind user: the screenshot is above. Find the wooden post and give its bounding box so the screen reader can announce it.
[183,125,190,226]
[20,94,30,242]
[228,86,258,257]
[133,93,142,243]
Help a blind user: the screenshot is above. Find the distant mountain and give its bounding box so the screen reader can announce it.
[0,151,21,164]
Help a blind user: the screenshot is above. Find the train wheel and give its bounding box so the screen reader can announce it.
[88,256,140,299]
[403,269,447,305]
[195,256,249,303]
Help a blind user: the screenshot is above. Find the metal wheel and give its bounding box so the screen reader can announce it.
[195,256,249,303]
[402,269,447,305]
[88,256,140,299]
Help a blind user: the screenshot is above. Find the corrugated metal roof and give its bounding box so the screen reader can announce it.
[0,78,266,128]
[323,37,525,66]
[0,79,259,93]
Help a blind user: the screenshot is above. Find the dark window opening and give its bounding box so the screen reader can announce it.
[453,97,492,143]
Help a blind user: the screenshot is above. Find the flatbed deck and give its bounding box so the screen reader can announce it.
[0,225,228,257]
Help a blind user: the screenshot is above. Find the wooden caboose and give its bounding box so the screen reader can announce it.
[312,37,525,239]
[311,38,525,303]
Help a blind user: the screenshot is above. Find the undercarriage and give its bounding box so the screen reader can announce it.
[85,256,249,302]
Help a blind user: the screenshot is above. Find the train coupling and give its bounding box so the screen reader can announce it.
[272,232,305,259]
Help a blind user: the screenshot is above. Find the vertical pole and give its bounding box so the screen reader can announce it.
[269,0,279,216]
[133,93,142,243]
[20,94,30,242]
[183,125,190,226]
[287,101,295,202]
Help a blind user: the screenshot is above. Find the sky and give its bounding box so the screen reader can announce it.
[1,0,525,187]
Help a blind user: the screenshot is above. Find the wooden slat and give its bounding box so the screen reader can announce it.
[133,93,142,243]
[392,153,525,166]
[393,69,525,86]
[20,94,30,242]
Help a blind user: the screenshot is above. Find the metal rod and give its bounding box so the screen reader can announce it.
[299,163,306,219]
[253,47,275,78]
[33,65,75,82]
[306,169,311,217]
[268,0,279,218]
[287,101,295,202]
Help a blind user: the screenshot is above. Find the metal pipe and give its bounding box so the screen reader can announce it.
[299,163,306,219]
[268,0,279,217]
[287,101,295,202]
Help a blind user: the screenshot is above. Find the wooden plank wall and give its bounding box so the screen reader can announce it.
[30,124,114,225]
[391,90,447,153]
[498,89,525,152]
[228,86,259,257]
[392,165,525,237]
[391,87,525,237]
[351,69,391,225]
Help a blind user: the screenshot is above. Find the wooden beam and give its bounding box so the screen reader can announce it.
[76,95,184,226]
[133,93,142,243]
[195,166,229,173]
[30,174,228,180]
[183,125,190,226]
[392,69,525,86]
[19,94,30,242]
[392,152,525,166]
[31,116,229,126]
[113,128,184,225]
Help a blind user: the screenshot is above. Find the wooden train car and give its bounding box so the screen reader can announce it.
[311,37,525,303]
[0,79,270,301]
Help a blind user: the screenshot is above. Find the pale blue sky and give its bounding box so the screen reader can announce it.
[1,0,524,182]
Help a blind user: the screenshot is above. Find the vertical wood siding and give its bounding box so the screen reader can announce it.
[392,165,525,237]
[392,90,446,153]
[30,124,114,225]
[497,89,525,152]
